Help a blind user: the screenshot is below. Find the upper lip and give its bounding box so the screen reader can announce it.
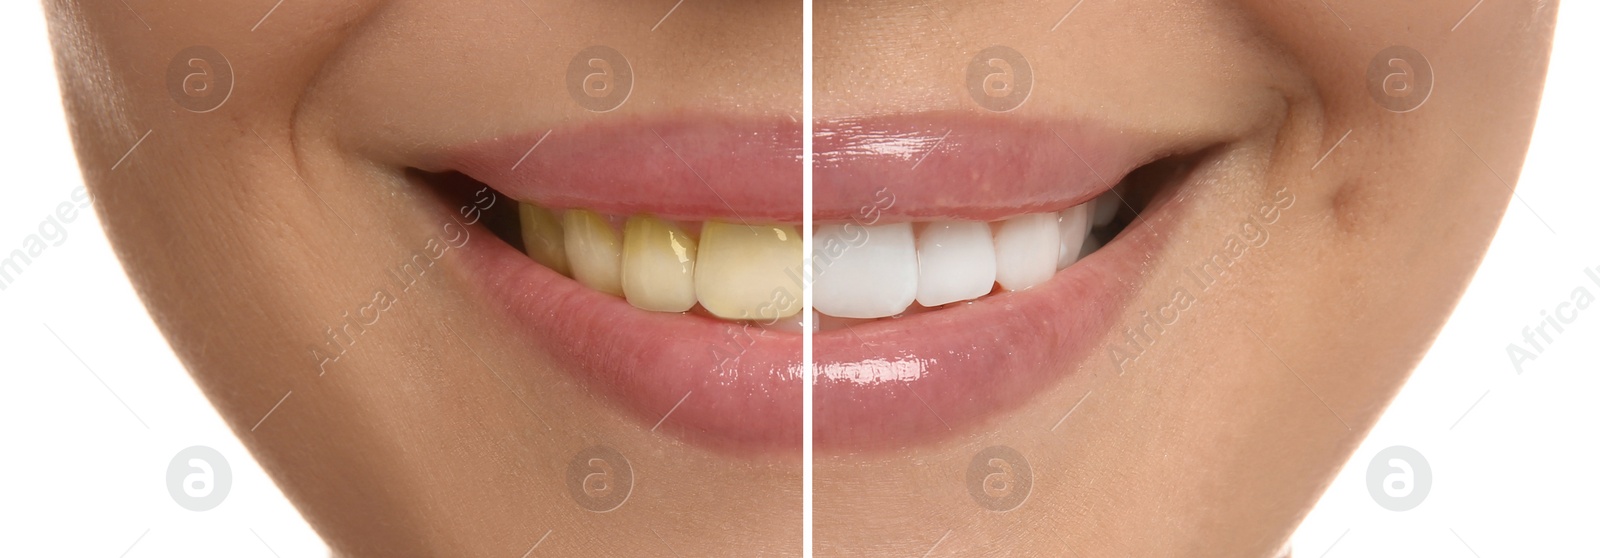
[814,113,1188,222]
[436,113,1204,453]
[439,116,802,222]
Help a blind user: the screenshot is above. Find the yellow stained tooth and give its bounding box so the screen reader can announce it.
[695,222,802,321]
[563,209,623,296]
[622,216,698,312]
[518,203,571,276]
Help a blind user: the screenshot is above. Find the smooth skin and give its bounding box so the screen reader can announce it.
[816,1,1554,556]
[47,0,1554,556]
[47,1,800,556]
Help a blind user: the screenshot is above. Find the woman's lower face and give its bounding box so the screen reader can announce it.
[47,0,1555,555]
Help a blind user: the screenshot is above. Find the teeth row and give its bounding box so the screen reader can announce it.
[813,200,1107,320]
[519,205,804,321]
[516,197,1116,323]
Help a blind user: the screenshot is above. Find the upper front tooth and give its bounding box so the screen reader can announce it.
[563,209,624,296]
[695,222,803,321]
[915,221,996,307]
[519,203,571,276]
[814,222,917,319]
[622,215,698,312]
[993,213,1060,292]
[1057,203,1092,270]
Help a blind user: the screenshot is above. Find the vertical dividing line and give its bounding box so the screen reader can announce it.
[801,0,815,555]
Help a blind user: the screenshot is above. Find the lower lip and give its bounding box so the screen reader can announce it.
[813,207,1168,451]
[462,230,803,453]
[459,198,1169,454]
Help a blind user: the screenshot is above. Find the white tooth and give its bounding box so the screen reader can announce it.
[1056,204,1092,270]
[914,221,996,307]
[993,213,1059,292]
[816,313,874,331]
[1092,194,1120,227]
[814,222,917,319]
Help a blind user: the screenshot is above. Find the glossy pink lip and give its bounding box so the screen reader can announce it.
[813,224,1162,450]
[443,117,801,221]
[814,113,1174,221]
[449,117,803,454]
[813,114,1183,450]
[463,239,803,452]
[443,114,1186,453]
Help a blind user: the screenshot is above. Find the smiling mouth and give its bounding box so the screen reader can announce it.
[432,117,806,454]
[424,113,1213,453]
[811,114,1223,450]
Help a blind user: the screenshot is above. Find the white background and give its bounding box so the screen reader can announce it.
[0,2,1594,557]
